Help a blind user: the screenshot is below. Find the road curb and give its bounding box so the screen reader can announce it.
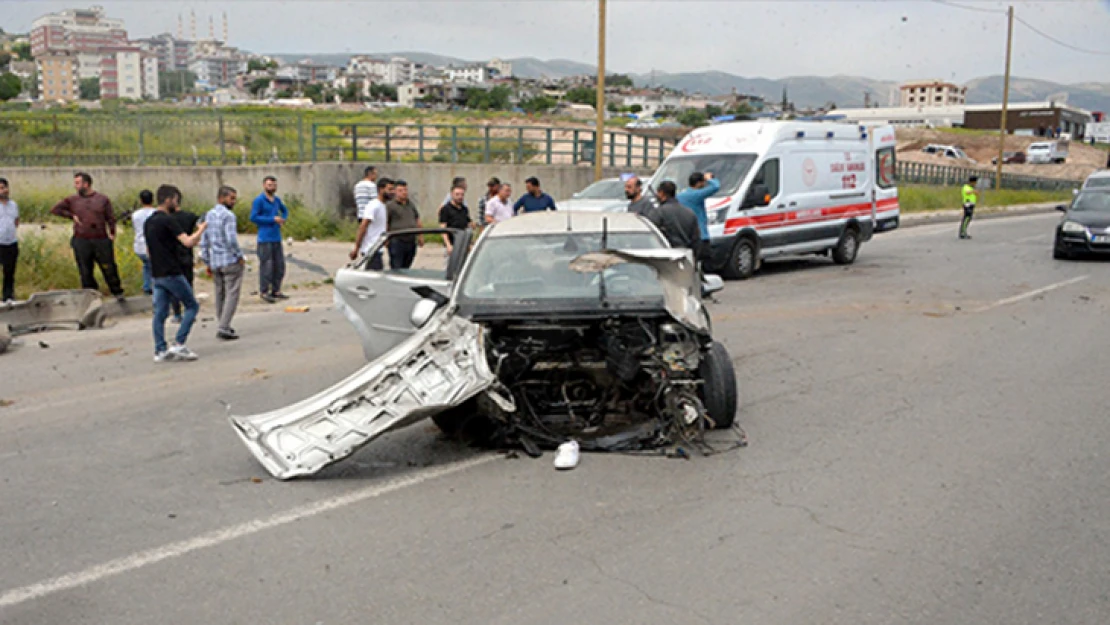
[900,202,1059,228]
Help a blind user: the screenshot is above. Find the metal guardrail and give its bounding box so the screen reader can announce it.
[310,123,675,168]
[896,161,1078,192]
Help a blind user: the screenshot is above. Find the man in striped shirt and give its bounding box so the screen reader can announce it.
[353,166,378,218]
[200,186,246,340]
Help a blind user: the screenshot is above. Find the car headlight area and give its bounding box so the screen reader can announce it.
[1061,220,1088,234]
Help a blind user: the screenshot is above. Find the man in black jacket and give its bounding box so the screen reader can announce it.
[646,181,701,253]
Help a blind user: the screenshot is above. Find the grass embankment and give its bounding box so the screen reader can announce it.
[899,185,1071,212]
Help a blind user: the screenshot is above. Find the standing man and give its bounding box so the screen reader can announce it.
[625,176,655,216]
[647,181,701,252]
[513,176,557,214]
[145,185,207,362]
[386,179,423,270]
[131,190,156,296]
[0,178,18,303]
[484,182,514,224]
[250,176,288,303]
[438,185,471,255]
[200,186,246,341]
[169,201,200,323]
[960,175,978,240]
[442,176,467,207]
[51,172,125,301]
[677,172,721,242]
[354,166,378,218]
[477,177,500,224]
[351,178,393,269]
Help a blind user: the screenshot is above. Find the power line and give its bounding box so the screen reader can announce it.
[1014,15,1110,57]
[930,0,1006,15]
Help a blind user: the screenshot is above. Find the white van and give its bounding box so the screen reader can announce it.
[650,121,900,279]
[1027,140,1068,164]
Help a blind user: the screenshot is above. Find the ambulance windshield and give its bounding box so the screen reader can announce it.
[652,154,757,197]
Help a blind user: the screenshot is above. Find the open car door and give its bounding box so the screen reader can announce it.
[333,228,471,360]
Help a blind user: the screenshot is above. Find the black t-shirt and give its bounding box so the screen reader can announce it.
[144,211,187,278]
[438,202,470,243]
[172,211,199,267]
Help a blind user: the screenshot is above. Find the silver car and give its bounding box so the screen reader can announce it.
[231,212,738,479]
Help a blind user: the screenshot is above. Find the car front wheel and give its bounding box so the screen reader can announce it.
[832,227,860,265]
[723,237,758,280]
[700,342,738,429]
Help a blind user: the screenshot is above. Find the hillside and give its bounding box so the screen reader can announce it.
[965,76,1110,112]
[895,128,1106,181]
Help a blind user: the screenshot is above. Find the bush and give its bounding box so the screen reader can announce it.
[13,230,143,300]
[898,185,1071,211]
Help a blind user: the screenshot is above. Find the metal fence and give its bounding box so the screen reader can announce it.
[310,123,675,168]
[896,161,1077,192]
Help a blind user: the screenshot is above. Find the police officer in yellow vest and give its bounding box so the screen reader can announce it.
[960,175,978,240]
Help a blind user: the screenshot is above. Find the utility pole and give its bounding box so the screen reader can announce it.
[996,5,1014,190]
[595,0,607,182]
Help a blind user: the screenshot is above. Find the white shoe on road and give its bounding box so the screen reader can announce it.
[554,440,580,470]
[169,344,198,361]
[153,350,174,363]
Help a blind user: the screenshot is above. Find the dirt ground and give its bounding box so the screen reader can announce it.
[895,128,1108,181]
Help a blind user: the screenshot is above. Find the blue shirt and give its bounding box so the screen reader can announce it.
[513,192,557,214]
[250,193,288,244]
[200,204,243,269]
[677,178,721,240]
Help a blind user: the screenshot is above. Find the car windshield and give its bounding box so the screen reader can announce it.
[1072,192,1110,212]
[574,179,625,199]
[1085,177,1110,189]
[459,232,666,305]
[652,153,758,197]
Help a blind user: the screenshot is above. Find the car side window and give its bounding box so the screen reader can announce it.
[753,158,781,198]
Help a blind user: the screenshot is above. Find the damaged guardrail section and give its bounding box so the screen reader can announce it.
[229,309,495,480]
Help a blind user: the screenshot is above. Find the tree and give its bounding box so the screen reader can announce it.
[629,104,643,114]
[520,95,556,114]
[159,70,197,99]
[247,77,271,97]
[677,108,709,128]
[0,52,11,72]
[369,83,397,101]
[564,86,596,108]
[302,83,326,103]
[0,72,22,101]
[339,82,360,102]
[79,77,100,100]
[22,70,38,99]
[606,73,634,88]
[466,85,512,111]
[11,42,32,62]
[247,58,278,72]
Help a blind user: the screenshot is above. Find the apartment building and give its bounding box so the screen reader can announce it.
[189,40,247,88]
[31,7,128,79]
[135,33,194,72]
[36,51,80,102]
[277,60,337,84]
[899,80,967,108]
[488,58,513,79]
[445,64,491,85]
[99,46,158,100]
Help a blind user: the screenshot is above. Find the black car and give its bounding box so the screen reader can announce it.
[1054,190,1110,259]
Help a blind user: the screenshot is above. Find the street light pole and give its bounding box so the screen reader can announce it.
[996,5,1014,191]
[595,0,607,182]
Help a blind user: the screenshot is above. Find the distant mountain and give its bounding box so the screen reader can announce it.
[634,71,897,107]
[965,76,1110,112]
[507,57,596,79]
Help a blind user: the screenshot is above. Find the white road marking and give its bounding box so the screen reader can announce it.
[0,454,498,609]
[1014,233,1051,243]
[973,275,1089,313]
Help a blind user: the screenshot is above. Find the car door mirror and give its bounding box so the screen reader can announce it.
[742,184,770,209]
[702,274,724,297]
[410,298,439,328]
[1073,188,1079,196]
[1056,204,1068,212]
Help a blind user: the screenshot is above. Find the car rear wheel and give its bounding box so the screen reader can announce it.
[722,237,758,280]
[832,227,860,265]
[700,342,738,429]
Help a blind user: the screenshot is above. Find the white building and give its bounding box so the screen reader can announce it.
[618,90,683,117]
[398,82,429,108]
[899,80,967,108]
[488,58,512,79]
[31,6,128,79]
[189,40,247,88]
[99,46,143,100]
[445,64,490,85]
[141,53,160,99]
[829,104,967,128]
[276,60,337,84]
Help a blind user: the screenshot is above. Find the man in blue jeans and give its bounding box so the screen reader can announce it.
[144,185,207,363]
[250,176,288,303]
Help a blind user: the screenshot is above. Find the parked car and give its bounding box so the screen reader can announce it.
[230,212,737,479]
[1080,170,1110,190]
[1053,189,1110,259]
[558,177,628,212]
[991,151,1026,165]
[922,144,974,162]
[1027,140,1068,164]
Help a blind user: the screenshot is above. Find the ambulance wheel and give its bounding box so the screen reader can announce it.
[699,342,738,429]
[832,227,860,265]
[723,237,758,280]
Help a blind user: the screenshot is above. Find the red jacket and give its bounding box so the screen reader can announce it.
[51,191,116,240]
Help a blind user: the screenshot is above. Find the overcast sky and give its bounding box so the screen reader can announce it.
[3,0,1110,84]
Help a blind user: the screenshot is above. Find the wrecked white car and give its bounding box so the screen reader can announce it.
[231,212,739,479]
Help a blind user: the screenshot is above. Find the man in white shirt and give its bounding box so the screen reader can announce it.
[353,166,378,217]
[484,182,515,224]
[130,189,157,295]
[351,177,393,270]
[0,177,18,303]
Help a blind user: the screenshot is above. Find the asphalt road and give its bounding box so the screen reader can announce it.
[2,213,1108,624]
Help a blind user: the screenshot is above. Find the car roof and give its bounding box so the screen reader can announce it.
[1086,171,1110,179]
[485,211,653,237]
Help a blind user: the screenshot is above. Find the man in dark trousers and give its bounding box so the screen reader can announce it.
[169,201,200,323]
[51,172,125,301]
[960,175,978,240]
[387,180,422,270]
[145,185,207,363]
[0,178,18,303]
[250,176,288,303]
[438,185,471,255]
[646,181,701,252]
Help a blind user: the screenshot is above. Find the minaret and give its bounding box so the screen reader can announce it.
[177,14,183,39]
[222,12,228,43]
[209,15,215,40]
[190,10,196,40]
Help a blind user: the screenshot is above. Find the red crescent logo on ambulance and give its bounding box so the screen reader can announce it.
[681,135,713,153]
[709,197,732,209]
[802,158,818,187]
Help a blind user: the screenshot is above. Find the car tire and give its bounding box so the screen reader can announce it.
[431,399,497,443]
[832,226,860,265]
[1053,245,1071,260]
[700,341,738,429]
[722,237,758,280]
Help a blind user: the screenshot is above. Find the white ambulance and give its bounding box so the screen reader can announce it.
[650,121,900,279]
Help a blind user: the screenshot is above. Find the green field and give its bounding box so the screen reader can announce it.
[899,185,1071,212]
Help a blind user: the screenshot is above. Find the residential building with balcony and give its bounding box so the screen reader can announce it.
[36,51,79,102]
[899,80,967,108]
[31,6,128,79]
